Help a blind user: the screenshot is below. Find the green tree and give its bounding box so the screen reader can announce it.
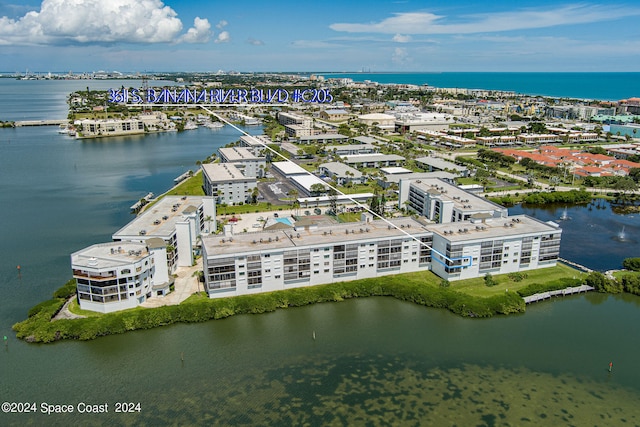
[328,188,338,214]
[585,271,621,293]
[622,257,640,271]
[310,183,326,196]
[484,273,497,287]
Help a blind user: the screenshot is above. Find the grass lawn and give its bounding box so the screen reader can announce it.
[337,184,375,194]
[456,177,480,185]
[613,270,640,281]
[165,171,205,196]
[67,298,104,317]
[217,203,277,215]
[337,212,362,223]
[448,264,586,297]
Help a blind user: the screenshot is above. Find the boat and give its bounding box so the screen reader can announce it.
[205,121,224,129]
[183,121,198,130]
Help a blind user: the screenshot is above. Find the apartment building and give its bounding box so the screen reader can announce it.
[201,163,257,205]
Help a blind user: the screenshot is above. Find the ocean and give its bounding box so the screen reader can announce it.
[319,72,640,101]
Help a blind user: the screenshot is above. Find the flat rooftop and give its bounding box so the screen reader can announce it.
[271,161,308,176]
[72,241,149,269]
[410,179,502,213]
[343,153,405,163]
[218,146,263,162]
[201,163,252,182]
[203,217,431,256]
[428,215,560,242]
[325,144,376,153]
[291,174,327,192]
[113,195,205,240]
[415,156,469,172]
[381,166,412,175]
[319,162,362,177]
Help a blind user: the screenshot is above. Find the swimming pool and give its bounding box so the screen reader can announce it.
[275,217,294,226]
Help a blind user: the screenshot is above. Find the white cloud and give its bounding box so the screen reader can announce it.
[216,20,228,29]
[247,37,264,46]
[291,39,342,49]
[215,31,230,43]
[392,47,410,64]
[179,17,212,43]
[0,0,212,45]
[330,4,640,35]
[392,33,411,43]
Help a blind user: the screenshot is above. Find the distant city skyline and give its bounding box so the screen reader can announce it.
[1,0,640,73]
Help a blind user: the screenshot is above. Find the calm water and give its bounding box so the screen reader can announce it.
[0,80,639,425]
[510,203,639,271]
[0,78,178,122]
[320,72,640,101]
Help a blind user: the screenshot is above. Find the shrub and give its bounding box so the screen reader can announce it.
[53,279,77,299]
[622,257,640,272]
[484,273,498,287]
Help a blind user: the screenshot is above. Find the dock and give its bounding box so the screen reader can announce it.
[130,192,155,212]
[559,258,593,273]
[174,171,193,184]
[523,285,594,304]
[15,120,68,127]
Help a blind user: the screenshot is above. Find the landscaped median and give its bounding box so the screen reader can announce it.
[14,265,585,343]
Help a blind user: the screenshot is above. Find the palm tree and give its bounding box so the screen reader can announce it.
[288,189,298,210]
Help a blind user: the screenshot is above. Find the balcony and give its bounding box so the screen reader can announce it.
[72,269,116,281]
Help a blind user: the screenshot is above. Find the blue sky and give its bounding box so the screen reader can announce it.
[1,0,640,73]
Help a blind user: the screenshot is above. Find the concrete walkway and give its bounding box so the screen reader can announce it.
[54,259,204,319]
[140,258,203,308]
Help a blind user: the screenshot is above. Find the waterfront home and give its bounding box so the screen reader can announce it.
[71,241,170,313]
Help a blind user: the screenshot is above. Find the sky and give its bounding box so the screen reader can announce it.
[1,0,640,73]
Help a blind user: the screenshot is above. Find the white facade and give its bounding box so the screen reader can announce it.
[202,213,561,298]
[278,112,313,137]
[277,111,312,127]
[428,215,561,281]
[112,195,216,271]
[202,217,433,298]
[399,178,507,223]
[76,118,145,138]
[318,162,365,186]
[201,163,257,205]
[218,146,266,178]
[72,241,162,313]
[239,134,271,156]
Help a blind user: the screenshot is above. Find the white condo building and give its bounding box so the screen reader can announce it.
[399,178,507,223]
[71,241,170,313]
[112,195,216,272]
[201,163,258,205]
[201,214,561,298]
[218,146,267,178]
[428,215,562,281]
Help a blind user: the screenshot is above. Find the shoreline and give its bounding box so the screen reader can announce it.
[14,264,593,343]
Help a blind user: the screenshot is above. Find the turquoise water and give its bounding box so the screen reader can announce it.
[319,72,640,101]
[276,217,294,226]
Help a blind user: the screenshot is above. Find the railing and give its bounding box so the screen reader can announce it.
[523,285,594,304]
